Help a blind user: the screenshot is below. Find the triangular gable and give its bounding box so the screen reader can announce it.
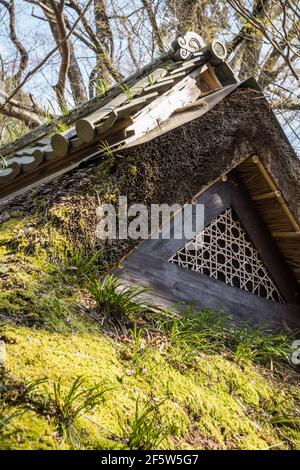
[169,207,283,303]
[116,159,300,330]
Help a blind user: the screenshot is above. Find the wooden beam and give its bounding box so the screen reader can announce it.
[76,92,158,143]
[140,79,175,94]
[7,156,40,173]
[117,250,300,331]
[95,116,132,141]
[0,132,129,200]
[115,92,158,119]
[51,133,70,158]
[94,111,118,136]
[157,71,186,82]
[170,62,196,74]
[140,181,231,259]
[126,67,205,144]
[174,100,206,114]
[200,64,222,91]
[0,166,20,184]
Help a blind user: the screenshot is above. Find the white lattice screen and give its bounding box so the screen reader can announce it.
[169,208,284,303]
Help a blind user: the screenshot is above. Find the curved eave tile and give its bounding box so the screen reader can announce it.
[0,164,20,184]
[8,156,42,173]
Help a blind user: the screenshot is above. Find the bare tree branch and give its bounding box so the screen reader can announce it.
[228,0,300,83]
[68,0,123,82]
[37,0,87,106]
[0,89,43,127]
[0,0,29,83]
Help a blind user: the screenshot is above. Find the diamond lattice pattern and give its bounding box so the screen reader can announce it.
[169,208,283,303]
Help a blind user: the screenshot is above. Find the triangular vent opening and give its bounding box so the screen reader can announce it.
[169,207,284,303]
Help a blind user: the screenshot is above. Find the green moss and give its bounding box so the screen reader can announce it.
[0,218,28,246]
[129,165,138,176]
[0,212,81,330]
[1,321,299,450]
[48,206,71,226]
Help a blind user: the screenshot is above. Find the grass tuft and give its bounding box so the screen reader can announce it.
[120,84,133,101]
[62,247,105,283]
[99,140,114,160]
[154,306,293,369]
[50,376,110,449]
[95,78,110,96]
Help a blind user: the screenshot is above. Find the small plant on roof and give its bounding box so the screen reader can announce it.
[46,98,59,118]
[56,95,70,117]
[42,106,53,126]
[146,75,155,86]
[53,119,70,135]
[120,83,133,101]
[0,156,8,169]
[46,97,69,126]
[6,126,25,142]
[89,275,153,323]
[96,78,110,97]
[100,140,114,160]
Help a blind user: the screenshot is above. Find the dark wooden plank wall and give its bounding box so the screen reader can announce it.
[117,250,300,331]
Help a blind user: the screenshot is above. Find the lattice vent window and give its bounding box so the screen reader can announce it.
[169,208,284,303]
